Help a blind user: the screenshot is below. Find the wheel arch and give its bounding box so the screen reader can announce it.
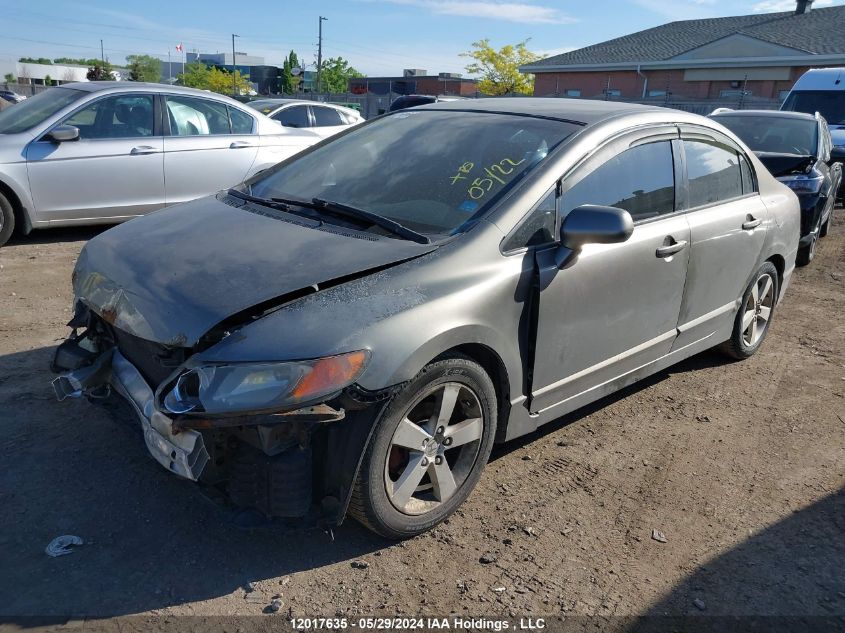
[434,343,512,444]
[0,177,32,236]
[766,253,786,298]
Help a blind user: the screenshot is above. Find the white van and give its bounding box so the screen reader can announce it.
[782,68,845,168]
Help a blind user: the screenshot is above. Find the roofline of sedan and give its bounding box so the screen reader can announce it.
[405,107,590,127]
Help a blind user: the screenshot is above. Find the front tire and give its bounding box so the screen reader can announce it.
[349,354,497,539]
[719,262,779,360]
[0,191,15,247]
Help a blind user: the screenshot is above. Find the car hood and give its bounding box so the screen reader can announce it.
[73,194,438,347]
[754,151,816,177]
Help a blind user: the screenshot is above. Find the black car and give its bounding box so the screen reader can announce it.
[710,109,842,265]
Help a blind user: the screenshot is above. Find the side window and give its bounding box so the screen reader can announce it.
[563,141,675,221]
[502,188,557,251]
[274,105,310,128]
[312,106,345,127]
[165,96,230,136]
[739,154,756,195]
[229,106,254,134]
[683,140,743,207]
[62,94,154,139]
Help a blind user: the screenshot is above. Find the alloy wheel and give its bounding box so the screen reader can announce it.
[741,272,774,347]
[384,382,484,516]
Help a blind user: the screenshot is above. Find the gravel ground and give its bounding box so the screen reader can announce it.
[0,213,843,624]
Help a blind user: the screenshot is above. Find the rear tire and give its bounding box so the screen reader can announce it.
[819,216,830,238]
[349,354,497,539]
[796,234,816,266]
[0,191,15,247]
[719,262,779,360]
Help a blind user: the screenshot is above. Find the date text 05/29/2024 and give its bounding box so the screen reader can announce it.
[288,617,546,631]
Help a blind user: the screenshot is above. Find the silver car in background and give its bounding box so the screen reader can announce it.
[0,82,322,245]
[246,99,364,138]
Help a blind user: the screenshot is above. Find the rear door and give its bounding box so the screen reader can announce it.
[309,104,349,138]
[26,92,164,221]
[673,127,769,349]
[271,104,311,130]
[530,128,691,414]
[162,94,258,205]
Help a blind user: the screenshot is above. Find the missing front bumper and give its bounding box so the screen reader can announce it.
[52,348,210,481]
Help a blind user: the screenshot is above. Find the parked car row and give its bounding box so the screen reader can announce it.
[51,97,802,538]
[709,109,841,265]
[0,82,327,246]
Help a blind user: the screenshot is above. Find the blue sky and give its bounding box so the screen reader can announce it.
[1,0,843,76]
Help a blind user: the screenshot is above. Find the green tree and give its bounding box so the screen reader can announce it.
[178,62,251,95]
[4,73,15,84]
[461,39,540,95]
[87,61,114,81]
[317,57,363,93]
[280,50,301,94]
[19,57,52,65]
[54,57,102,66]
[43,74,52,86]
[126,54,161,82]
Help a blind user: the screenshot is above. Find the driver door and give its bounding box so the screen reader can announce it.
[26,92,165,221]
[530,130,691,414]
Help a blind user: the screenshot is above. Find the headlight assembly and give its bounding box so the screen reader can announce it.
[777,172,824,195]
[162,350,369,416]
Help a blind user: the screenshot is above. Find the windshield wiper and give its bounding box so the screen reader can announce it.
[311,198,431,244]
[228,189,296,212]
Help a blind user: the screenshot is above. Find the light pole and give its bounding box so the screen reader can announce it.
[231,34,240,96]
[316,16,327,93]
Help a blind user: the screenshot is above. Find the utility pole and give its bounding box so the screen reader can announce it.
[100,39,104,63]
[231,34,240,96]
[316,16,327,93]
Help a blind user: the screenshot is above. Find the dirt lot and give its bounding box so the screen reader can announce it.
[0,215,843,625]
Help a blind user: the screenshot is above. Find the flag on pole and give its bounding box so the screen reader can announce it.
[175,43,183,52]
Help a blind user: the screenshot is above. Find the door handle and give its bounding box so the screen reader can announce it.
[742,217,762,230]
[130,146,159,155]
[655,239,688,258]
[229,141,254,149]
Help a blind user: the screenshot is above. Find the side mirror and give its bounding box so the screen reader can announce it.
[44,125,80,143]
[560,204,634,251]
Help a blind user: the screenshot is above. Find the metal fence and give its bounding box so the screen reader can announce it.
[1,83,783,119]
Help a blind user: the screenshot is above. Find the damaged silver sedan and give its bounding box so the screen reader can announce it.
[53,99,799,538]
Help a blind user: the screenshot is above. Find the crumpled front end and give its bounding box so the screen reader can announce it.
[52,341,210,481]
[50,303,379,525]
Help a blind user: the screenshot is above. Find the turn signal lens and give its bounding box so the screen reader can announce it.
[290,350,370,402]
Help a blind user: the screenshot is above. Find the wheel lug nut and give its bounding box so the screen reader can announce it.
[435,456,443,465]
[437,426,444,434]
[444,437,453,446]
[421,457,429,467]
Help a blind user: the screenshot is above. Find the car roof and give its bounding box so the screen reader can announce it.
[711,109,818,121]
[415,97,667,126]
[59,81,241,100]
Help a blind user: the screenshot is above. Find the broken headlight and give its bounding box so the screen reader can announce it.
[162,350,369,416]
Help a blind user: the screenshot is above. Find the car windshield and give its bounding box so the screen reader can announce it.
[782,90,845,125]
[0,88,85,134]
[715,115,818,155]
[247,110,579,235]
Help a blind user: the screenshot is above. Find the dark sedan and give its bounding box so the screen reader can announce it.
[710,109,842,265]
[53,99,798,538]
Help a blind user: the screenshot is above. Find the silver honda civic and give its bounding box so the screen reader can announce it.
[53,99,799,538]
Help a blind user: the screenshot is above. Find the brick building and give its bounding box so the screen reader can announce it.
[522,1,845,102]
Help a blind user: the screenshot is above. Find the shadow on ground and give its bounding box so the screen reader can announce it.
[5,225,107,247]
[624,485,845,632]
